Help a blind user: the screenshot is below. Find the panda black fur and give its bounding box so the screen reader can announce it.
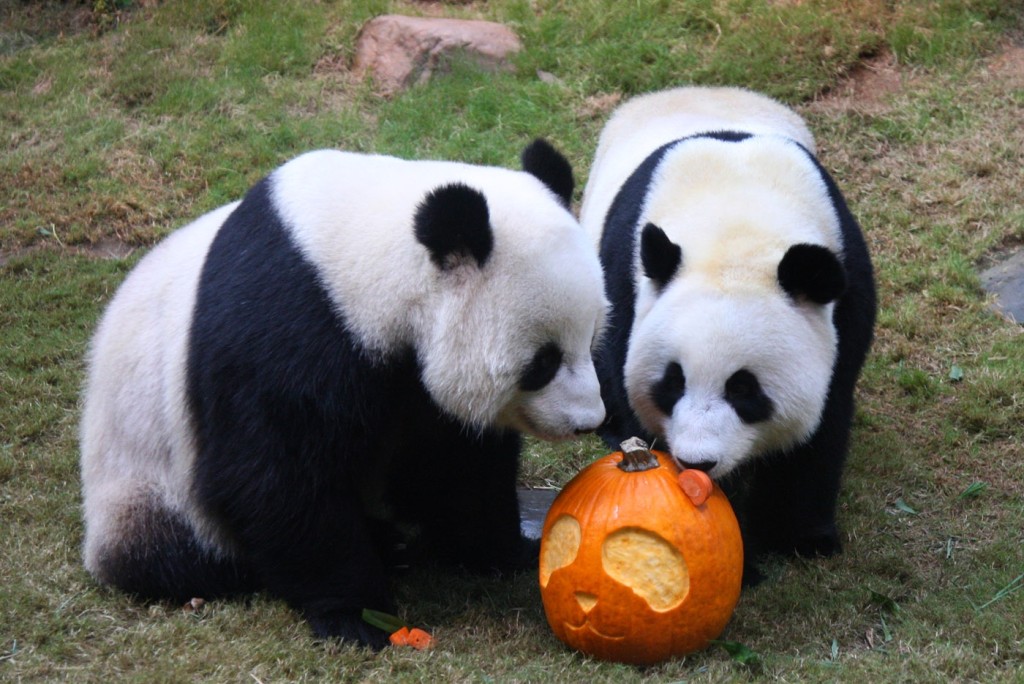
[80,140,608,647]
[579,87,876,580]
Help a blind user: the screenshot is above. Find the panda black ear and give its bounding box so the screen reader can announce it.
[641,223,682,289]
[520,138,574,208]
[778,243,846,304]
[414,183,493,270]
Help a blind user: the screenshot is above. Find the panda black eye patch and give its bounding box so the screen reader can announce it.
[520,342,563,391]
[724,369,774,424]
[652,362,686,415]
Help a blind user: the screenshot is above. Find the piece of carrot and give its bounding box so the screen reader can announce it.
[406,627,435,650]
[678,469,713,506]
[389,626,410,646]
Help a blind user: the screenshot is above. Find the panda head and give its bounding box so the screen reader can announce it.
[623,136,847,477]
[412,140,608,440]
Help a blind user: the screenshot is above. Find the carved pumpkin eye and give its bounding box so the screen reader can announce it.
[602,527,689,610]
[539,514,581,586]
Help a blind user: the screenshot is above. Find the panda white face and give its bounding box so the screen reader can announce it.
[625,286,837,477]
[417,214,609,441]
[621,136,848,477]
[407,168,609,441]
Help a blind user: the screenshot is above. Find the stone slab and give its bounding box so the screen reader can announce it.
[518,488,558,540]
[980,249,1024,324]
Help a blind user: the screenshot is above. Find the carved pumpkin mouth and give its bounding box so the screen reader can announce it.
[566,619,626,640]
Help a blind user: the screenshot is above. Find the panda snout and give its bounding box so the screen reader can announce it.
[572,413,605,435]
[571,400,606,436]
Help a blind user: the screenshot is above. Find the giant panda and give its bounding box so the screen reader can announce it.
[80,140,608,648]
[579,87,876,581]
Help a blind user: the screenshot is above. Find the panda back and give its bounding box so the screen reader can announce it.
[580,87,816,243]
[80,202,239,541]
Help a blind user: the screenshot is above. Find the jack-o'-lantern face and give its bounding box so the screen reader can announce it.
[539,446,743,665]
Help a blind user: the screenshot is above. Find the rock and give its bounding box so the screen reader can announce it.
[980,249,1024,324]
[352,15,522,95]
[537,70,561,85]
[518,488,558,540]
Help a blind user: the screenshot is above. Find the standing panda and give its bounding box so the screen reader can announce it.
[579,87,876,581]
[80,140,608,648]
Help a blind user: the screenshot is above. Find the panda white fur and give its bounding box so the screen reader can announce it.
[80,140,608,647]
[580,87,876,579]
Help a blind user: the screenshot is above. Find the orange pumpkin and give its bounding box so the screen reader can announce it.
[539,438,743,665]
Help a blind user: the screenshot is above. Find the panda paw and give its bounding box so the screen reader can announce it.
[754,522,842,560]
[741,561,766,587]
[792,530,842,558]
[512,535,541,571]
[461,535,540,577]
[786,528,843,557]
[304,608,391,650]
[495,534,540,575]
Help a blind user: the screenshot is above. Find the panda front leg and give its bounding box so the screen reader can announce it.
[742,426,849,562]
[199,469,397,649]
[252,500,397,648]
[392,428,534,573]
[446,433,539,574]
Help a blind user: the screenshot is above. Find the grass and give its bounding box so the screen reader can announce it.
[2,0,1023,680]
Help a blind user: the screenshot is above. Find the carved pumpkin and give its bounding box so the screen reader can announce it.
[539,438,743,665]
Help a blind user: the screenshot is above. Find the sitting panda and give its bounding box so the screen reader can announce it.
[80,140,608,648]
[579,87,876,581]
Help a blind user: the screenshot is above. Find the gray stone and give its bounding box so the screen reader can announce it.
[352,15,521,96]
[518,488,558,540]
[980,249,1024,324]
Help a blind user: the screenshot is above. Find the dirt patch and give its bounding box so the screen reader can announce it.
[576,92,623,121]
[0,238,136,269]
[806,50,905,114]
[985,42,1024,87]
[809,38,1024,114]
[0,4,94,46]
[78,237,136,260]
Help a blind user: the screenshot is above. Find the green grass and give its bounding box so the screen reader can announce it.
[3,0,1023,680]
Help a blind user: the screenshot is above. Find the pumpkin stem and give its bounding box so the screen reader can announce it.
[618,437,660,472]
